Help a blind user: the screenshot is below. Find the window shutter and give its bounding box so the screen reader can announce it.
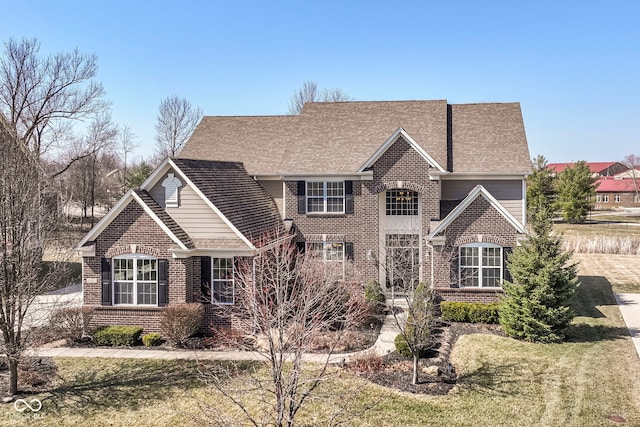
[200,256,211,303]
[345,180,354,214]
[345,242,354,261]
[297,181,306,214]
[158,259,168,306]
[101,258,112,306]
[503,247,513,283]
[296,241,306,254]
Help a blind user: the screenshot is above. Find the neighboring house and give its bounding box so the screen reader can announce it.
[594,177,640,209]
[548,162,640,209]
[77,100,532,333]
[547,161,629,177]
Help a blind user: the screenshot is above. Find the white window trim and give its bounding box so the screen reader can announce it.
[459,243,503,288]
[211,257,235,305]
[614,194,621,203]
[602,194,609,203]
[306,180,345,214]
[308,242,345,263]
[112,254,158,306]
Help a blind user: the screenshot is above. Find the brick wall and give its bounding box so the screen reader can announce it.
[83,200,195,333]
[285,136,439,284]
[431,195,518,303]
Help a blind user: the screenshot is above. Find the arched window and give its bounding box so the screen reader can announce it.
[459,243,503,288]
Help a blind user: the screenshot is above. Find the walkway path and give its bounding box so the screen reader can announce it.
[614,293,640,358]
[31,301,406,363]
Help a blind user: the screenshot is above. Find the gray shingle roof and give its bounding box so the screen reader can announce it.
[134,190,195,249]
[171,159,284,243]
[180,100,531,175]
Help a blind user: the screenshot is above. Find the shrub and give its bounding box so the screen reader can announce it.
[440,302,501,324]
[50,306,95,342]
[394,333,412,358]
[142,333,162,347]
[95,326,143,346]
[364,279,386,314]
[160,303,204,347]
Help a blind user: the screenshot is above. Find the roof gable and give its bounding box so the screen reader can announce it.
[358,127,446,173]
[77,190,193,251]
[169,159,284,245]
[428,185,526,239]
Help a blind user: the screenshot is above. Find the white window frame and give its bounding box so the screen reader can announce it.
[459,243,503,288]
[211,257,235,305]
[112,255,158,306]
[596,194,602,202]
[602,194,609,203]
[308,242,345,263]
[614,194,621,203]
[306,181,345,214]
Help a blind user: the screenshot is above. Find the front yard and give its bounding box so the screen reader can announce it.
[1,253,639,426]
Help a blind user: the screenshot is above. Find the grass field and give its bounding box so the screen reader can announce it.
[2,253,639,426]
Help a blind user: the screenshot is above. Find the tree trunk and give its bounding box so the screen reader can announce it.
[412,354,419,385]
[8,358,18,396]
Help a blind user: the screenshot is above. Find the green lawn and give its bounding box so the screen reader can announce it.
[3,257,639,426]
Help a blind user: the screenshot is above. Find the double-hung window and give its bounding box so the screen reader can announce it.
[307,181,345,213]
[459,244,502,288]
[308,242,345,262]
[113,256,158,305]
[212,258,235,304]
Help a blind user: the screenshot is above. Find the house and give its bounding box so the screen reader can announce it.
[547,161,640,209]
[77,100,532,333]
[547,161,629,177]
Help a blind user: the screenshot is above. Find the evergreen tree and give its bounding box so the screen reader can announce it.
[499,196,578,343]
[527,155,555,205]
[555,160,596,223]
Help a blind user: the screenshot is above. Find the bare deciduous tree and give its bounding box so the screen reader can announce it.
[154,95,203,159]
[0,116,67,396]
[287,81,351,114]
[200,233,369,426]
[622,154,640,200]
[119,124,138,189]
[0,37,107,165]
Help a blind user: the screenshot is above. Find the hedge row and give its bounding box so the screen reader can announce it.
[440,302,501,324]
[95,326,144,346]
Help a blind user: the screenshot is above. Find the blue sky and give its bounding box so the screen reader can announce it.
[1,1,639,163]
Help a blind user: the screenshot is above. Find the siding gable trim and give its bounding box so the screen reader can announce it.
[358,127,447,174]
[141,158,256,250]
[428,185,527,239]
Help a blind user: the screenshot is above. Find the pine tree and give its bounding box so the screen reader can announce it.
[499,196,578,343]
[555,160,596,223]
[527,155,555,205]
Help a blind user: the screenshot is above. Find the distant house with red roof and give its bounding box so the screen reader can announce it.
[547,162,639,209]
[547,161,628,177]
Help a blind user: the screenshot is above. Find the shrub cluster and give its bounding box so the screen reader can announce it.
[50,306,95,342]
[440,302,501,324]
[364,279,386,314]
[142,333,162,347]
[95,326,143,346]
[160,303,204,347]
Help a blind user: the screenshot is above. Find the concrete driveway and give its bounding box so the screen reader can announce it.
[25,284,82,328]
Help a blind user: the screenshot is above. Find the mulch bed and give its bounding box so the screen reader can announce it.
[345,321,504,395]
